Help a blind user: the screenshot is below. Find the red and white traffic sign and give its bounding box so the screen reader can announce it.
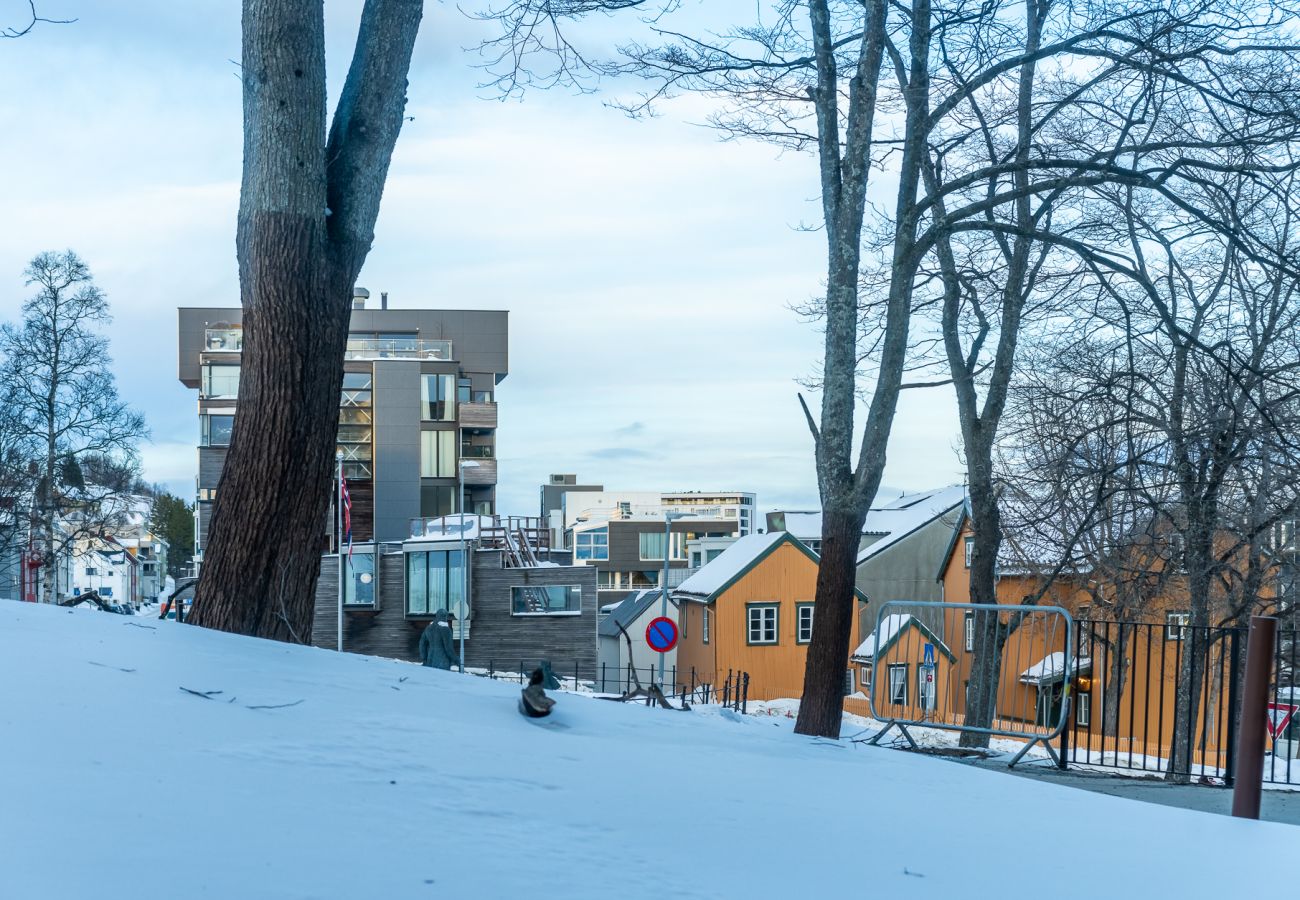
[1267,703,1297,740]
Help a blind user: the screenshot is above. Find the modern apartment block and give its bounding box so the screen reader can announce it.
[177,293,508,563]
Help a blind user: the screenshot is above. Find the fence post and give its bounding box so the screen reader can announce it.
[1225,628,1242,788]
[520,660,524,684]
[600,662,606,693]
[741,673,749,714]
[489,660,495,680]
[1232,616,1277,819]
[1058,690,1070,771]
[690,667,696,703]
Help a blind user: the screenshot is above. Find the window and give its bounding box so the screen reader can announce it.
[888,664,909,705]
[420,430,457,478]
[596,570,617,589]
[405,548,467,617]
[341,372,372,408]
[201,414,234,447]
[85,567,96,576]
[201,364,240,398]
[860,665,871,687]
[843,669,855,696]
[198,488,217,502]
[747,603,778,645]
[702,608,710,644]
[964,611,975,651]
[1076,693,1091,727]
[805,540,822,555]
[705,548,724,563]
[420,485,455,518]
[964,536,974,568]
[575,527,609,561]
[511,585,581,615]
[1077,620,1093,657]
[420,374,456,421]
[343,550,376,607]
[796,603,815,644]
[1166,612,1191,641]
[457,377,472,404]
[639,531,685,561]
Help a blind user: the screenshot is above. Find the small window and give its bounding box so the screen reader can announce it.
[843,669,855,696]
[575,527,609,561]
[201,414,234,447]
[964,536,974,568]
[747,603,778,645]
[860,665,871,687]
[85,567,96,576]
[1166,612,1190,641]
[888,664,909,705]
[796,603,815,644]
[964,611,975,651]
[343,550,377,607]
[1077,621,1093,657]
[1077,692,1091,727]
[702,608,710,644]
[511,585,582,616]
[917,666,937,711]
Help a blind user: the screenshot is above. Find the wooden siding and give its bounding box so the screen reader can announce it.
[312,547,598,671]
[461,458,498,486]
[680,541,862,702]
[459,402,497,429]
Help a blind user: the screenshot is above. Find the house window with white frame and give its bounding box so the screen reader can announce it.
[702,608,710,644]
[888,663,909,705]
[1166,612,1191,641]
[747,603,778,645]
[796,603,814,644]
[964,536,974,568]
[964,611,975,651]
[1077,692,1091,727]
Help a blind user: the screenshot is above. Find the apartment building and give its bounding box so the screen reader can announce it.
[177,293,507,562]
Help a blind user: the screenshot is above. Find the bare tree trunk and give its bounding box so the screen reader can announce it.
[191,0,423,640]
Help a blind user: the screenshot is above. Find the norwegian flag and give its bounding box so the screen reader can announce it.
[340,472,353,560]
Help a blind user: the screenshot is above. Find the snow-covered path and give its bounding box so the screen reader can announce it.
[1,600,1290,898]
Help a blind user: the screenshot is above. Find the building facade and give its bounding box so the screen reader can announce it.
[178,296,508,563]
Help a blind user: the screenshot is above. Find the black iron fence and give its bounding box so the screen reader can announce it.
[473,660,748,711]
[1060,620,1300,785]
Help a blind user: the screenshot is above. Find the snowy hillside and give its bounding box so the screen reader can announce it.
[1,599,1291,898]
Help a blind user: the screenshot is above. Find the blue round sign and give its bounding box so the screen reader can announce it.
[646,616,679,653]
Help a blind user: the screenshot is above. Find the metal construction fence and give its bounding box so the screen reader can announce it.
[860,601,1076,766]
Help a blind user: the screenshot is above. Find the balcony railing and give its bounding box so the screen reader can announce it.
[461,445,494,459]
[461,458,498,486]
[459,401,498,430]
[344,338,453,361]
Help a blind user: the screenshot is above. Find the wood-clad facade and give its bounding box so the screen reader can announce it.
[313,544,598,671]
[675,535,867,702]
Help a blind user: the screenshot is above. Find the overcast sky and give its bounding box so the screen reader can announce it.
[0,1,965,515]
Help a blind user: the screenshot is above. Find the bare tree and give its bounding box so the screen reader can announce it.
[190,0,425,640]
[0,251,148,603]
[1,1,73,39]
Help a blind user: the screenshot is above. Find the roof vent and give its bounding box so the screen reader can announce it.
[352,287,370,309]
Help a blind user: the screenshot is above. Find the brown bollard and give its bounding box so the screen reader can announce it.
[1232,615,1277,819]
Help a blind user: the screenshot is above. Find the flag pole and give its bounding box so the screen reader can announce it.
[336,449,344,653]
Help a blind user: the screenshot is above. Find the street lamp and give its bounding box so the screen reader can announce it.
[659,509,688,686]
[335,448,344,653]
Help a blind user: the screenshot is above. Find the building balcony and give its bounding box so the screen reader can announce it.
[204,327,243,352]
[459,401,497,429]
[344,338,453,361]
[461,458,497,486]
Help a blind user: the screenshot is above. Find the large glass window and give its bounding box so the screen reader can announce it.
[639,531,685,561]
[343,550,376,607]
[747,603,778,645]
[341,371,372,409]
[420,430,457,478]
[201,414,233,447]
[421,374,456,421]
[575,527,609,560]
[420,485,456,518]
[511,585,582,615]
[405,548,466,617]
[201,364,240,399]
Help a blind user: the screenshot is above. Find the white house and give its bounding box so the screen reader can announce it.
[597,589,679,691]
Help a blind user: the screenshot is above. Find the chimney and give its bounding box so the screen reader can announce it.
[352,287,370,310]
[381,291,389,310]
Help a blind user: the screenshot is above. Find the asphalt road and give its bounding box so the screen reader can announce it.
[949,755,1300,824]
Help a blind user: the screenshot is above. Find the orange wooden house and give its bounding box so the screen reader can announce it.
[672,532,868,703]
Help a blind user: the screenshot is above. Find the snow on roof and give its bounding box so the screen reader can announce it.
[851,614,913,662]
[598,590,664,638]
[856,485,967,563]
[1018,652,1092,686]
[672,532,790,601]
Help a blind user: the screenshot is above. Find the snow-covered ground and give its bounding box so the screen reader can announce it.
[2,599,1294,898]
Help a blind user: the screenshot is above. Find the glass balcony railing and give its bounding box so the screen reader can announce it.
[344,338,453,361]
[460,445,494,459]
[205,328,243,351]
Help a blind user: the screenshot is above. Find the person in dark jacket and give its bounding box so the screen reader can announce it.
[419,609,457,670]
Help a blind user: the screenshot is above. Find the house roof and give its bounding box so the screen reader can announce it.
[856,485,967,564]
[1018,652,1092,686]
[671,532,869,605]
[851,613,956,664]
[598,590,665,639]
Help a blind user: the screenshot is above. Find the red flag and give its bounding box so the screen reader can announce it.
[340,473,353,560]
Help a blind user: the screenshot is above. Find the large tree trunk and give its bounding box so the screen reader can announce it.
[795,507,868,736]
[1168,534,1212,783]
[192,0,423,640]
[960,479,1004,748]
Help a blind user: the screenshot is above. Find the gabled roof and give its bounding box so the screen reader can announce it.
[672,532,868,604]
[851,614,956,664]
[856,485,967,564]
[598,590,664,638]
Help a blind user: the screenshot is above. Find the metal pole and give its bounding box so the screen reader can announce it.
[459,460,466,673]
[658,511,671,686]
[336,450,344,653]
[1232,615,1277,819]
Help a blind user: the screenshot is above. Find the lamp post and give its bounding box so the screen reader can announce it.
[458,457,470,674]
[335,449,344,653]
[659,509,687,686]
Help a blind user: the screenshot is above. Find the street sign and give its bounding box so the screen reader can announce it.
[646,616,678,653]
[1267,703,1298,740]
[923,642,936,667]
